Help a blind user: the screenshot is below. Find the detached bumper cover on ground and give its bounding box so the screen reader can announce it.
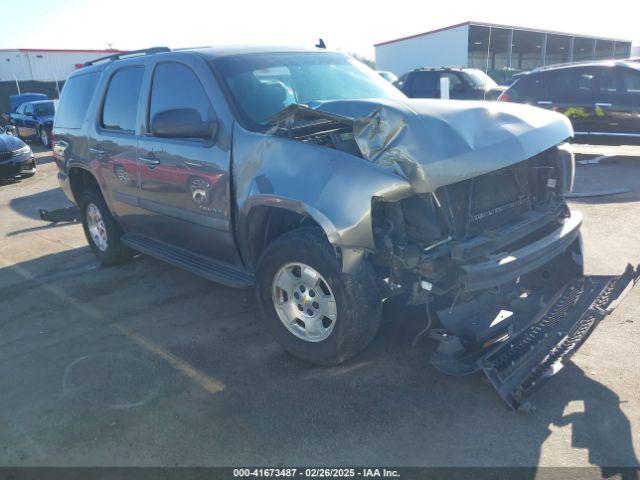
[480,264,640,410]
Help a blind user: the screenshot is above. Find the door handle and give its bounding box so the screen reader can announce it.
[595,103,612,108]
[537,100,553,105]
[89,147,105,156]
[138,155,160,167]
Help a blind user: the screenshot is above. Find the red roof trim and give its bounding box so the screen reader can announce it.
[374,22,470,47]
[0,48,127,53]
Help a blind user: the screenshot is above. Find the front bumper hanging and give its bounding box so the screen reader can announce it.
[479,264,639,410]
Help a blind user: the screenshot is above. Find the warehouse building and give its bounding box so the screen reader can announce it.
[375,21,633,77]
[0,48,122,112]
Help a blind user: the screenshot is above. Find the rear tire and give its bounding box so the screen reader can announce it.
[256,228,382,366]
[80,188,133,266]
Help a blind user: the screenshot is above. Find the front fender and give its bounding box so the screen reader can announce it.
[233,124,414,255]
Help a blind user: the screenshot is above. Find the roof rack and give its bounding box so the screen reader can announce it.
[414,66,464,71]
[83,47,171,67]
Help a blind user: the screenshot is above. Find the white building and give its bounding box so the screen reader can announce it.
[375,21,633,76]
[0,48,122,83]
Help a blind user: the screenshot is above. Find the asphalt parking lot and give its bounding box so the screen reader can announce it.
[1,145,639,469]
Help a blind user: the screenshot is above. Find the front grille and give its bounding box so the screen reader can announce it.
[437,153,555,239]
[0,151,12,161]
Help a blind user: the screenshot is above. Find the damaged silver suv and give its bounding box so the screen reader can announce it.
[53,46,638,409]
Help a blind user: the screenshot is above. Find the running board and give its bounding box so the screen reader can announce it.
[122,235,254,288]
[479,264,639,411]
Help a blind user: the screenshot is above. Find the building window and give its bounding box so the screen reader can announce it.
[545,34,571,66]
[512,30,545,70]
[573,37,595,61]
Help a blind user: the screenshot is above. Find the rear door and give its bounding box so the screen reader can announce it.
[87,65,146,231]
[593,66,640,138]
[135,59,239,262]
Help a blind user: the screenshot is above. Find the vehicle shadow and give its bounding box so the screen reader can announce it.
[8,186,74,221]
[1,247,638,470]
[361,304,640,471]
[532,362,639,478]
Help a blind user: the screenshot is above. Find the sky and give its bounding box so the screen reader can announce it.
[3,0,639,59]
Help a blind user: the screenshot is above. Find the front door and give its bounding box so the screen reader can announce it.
[136,61,238,263]
[20,103,38,138]
[11,104,29,138]
[545,67,598,136]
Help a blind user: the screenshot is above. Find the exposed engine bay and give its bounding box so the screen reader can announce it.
[267,102,639,410]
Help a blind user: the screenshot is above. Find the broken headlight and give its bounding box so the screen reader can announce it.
[554,143,575,194]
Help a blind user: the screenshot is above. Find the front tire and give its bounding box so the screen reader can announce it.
[39,127,50,147]
[80,188,133,266]
[256,228,382,366]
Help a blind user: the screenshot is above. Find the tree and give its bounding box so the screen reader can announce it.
[349,53,375,69]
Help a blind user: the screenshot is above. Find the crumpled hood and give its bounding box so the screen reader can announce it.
[313,98,573,193]
[0,133,26,153]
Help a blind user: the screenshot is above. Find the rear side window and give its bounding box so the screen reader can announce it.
[619,68,640,106]
[54,72,99,129]
[621,69,640,94]
[408,72,438,97]
[599,69,617,93]
[149,62,214,125]
[101,67,144,133]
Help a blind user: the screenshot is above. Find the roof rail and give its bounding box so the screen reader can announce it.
[83,47,171,67]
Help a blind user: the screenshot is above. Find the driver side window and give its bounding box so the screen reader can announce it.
[442,73,464,91]
[149,62,215,134]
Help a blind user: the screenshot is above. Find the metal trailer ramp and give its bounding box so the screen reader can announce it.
[479,264,639,411]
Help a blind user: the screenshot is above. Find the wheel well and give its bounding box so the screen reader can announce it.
[247,206,324,267]
[68,167,100,205]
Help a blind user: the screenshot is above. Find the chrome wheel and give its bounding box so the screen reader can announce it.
[40,128,49,147]
[272,262,337,342]
[86,203,108,252]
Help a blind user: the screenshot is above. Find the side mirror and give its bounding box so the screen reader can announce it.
[25,111,33,117]
[151,108,217,140]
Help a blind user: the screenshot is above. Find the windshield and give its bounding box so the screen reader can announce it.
[378,71,398,83]
[464,69,499,89]
[34,101,55,116]
[212,52,405,128]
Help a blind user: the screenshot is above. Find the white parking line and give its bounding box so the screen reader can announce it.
[0,258,226,396]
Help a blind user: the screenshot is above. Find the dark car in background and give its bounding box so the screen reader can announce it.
[498,61,640,142]
[6,99,56,147]
[0,130,36,180]
[396,67,506,100]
